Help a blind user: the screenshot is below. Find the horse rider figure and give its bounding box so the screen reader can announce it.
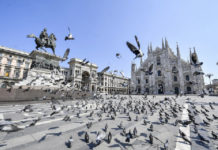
[40,28,49,45]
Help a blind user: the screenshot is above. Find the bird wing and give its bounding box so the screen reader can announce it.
[68,27,71,33]
[82,58,86,62]
[149,64,153,72]
[135,35,140,49]
[191,53,197,64]
[63,48,70,59]
[101,66,110,73]
[126,42,139,55]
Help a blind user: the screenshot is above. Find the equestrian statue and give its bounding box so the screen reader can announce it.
[27,28,56,55]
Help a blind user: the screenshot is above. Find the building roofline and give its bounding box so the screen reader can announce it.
[0,45,30,57]
[68,58,98,68]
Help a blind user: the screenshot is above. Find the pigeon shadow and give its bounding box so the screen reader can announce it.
[195,140,209,149]
[140,133,147,138]
[78,131,85,137]
[0,144,7,147]
[111,127,122,131]
[90,131,98,135]
[88,142,97,149]
[108,143,120,148]
[111,138,133,149]
[152,121,161,125]
[48,126,59,130]
[118,116,128,119]
[38,135,47,142]
[199,128,207,132]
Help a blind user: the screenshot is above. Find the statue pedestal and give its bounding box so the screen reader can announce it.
[29,50,63,70]
[16,50,65,88]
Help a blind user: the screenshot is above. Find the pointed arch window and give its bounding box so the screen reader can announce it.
[174,76,177,82]
[186,75,190,81]
[158,70,161,76]
[157,56,161,65]
[172,66,178,73]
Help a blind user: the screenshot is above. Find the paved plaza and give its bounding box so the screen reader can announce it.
[0,95,217,150]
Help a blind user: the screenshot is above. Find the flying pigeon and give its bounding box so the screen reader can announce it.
[120,71,125,77]
[62,48,70,61]
[140,64,153,75]
[80,58,89,66]
[100,66,110,74]
[191,52,203,67]
[126,35,144,59]
[115,53,121,59]
[65,27,75,40]
[193,71,204,76]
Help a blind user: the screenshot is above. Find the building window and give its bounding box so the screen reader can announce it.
[158,70,161,76]
[14,69,20,78]
[187,87,192,93]
[25,62,30,68]
[138,79,140,84]
[174,76,177,82]
[146,79,148,83]
[186,75,190,81]
[0,53,2,64]
[172,66,177,73]
[7,59,12,65]
[4,68,10,77]
[157,56,161,65]
[75,70,80,76]
[23,69,28,79]
[17,60,23,67]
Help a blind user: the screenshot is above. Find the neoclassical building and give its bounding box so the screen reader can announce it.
[97,72,130,94]
[0,46,32,86]
[68,58,98,93]
[131,38,204,95]
[0,45,130,94]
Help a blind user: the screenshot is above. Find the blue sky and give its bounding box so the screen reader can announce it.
[0,0,217,84]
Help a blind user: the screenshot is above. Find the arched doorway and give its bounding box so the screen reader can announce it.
[137,87,141,94]
[81,71,90,91]
[92,85,95,92]
[187,87,192,94]
[175,87,179,94]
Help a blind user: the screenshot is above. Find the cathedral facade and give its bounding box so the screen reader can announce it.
[131,38,204,95]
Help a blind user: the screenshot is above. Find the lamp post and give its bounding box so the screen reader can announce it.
[206,73,213,94]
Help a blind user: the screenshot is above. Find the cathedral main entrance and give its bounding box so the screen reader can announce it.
[174,87,179,95]
[158,84,164,94]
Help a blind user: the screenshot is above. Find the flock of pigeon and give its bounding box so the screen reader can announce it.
[0,94,217,149]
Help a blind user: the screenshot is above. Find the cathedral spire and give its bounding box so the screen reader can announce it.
[189,48,192,63]
[147,44,150,55]
[162,38,165,49]
[176,42,180,58]
[193,46,199,62]
[165,37,169,48]
[150,42,153,51]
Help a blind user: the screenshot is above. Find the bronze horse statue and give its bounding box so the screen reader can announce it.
[27,33,56,55]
